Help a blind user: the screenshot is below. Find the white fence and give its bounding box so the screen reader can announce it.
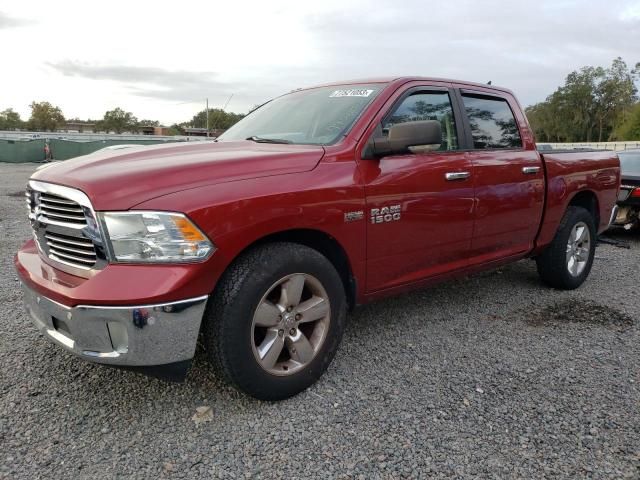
[0,130,208,142]
[543,142,640,152]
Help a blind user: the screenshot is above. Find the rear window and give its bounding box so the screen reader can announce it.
[461,94,522,149]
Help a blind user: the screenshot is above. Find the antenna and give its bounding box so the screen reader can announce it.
[222,94,234,111]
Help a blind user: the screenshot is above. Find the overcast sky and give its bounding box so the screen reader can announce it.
[1,0,639,125]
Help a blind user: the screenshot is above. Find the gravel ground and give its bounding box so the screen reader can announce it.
[1,163,639,479]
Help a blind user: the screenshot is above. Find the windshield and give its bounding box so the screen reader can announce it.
[218,84,384,145]
[619,151,640,177]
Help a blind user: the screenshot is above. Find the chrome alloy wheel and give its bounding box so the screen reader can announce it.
[566,221,591,277]
[251,273,331,376]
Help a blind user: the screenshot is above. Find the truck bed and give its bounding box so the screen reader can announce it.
[534,149,620,252]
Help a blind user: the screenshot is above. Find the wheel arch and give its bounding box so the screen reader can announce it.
[222,228,358,310]
[567,189,600,227]
[533,187,601,255]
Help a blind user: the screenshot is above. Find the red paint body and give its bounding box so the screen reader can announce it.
[15,77,620,308]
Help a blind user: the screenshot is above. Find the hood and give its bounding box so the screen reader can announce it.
[32,141,325,210]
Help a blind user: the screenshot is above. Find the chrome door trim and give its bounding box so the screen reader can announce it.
[445,171,471,181]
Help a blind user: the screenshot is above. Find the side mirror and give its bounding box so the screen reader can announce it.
[367,120,442,158]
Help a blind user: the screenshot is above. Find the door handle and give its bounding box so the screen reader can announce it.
[445,171,471,181]
[522,166,541,174]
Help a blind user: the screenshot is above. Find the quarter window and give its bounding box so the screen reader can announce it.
[383,91,459,151]
[461,94,522,149]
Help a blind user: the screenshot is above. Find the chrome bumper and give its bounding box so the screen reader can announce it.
[21,282,208,367]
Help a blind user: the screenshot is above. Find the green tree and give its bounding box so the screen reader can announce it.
[526,101,562,142]
[0,108,23,130]
[563,66,604,141]
[594,58,638,141]
[138,119,160,127]
[167,123,183,136]
[526,58,639,142]
[100,107,138,134]
[28,101,65,131]
[190,108,244,131]
[614,103,640,140]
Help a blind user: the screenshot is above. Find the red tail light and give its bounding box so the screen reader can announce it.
[633,188,640,198]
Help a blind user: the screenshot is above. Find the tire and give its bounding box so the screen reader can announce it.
[203,242,347,401]
[536,206,596,290]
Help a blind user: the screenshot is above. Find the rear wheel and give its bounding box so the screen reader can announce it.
[536,206,596,290]
[203,242,346,400]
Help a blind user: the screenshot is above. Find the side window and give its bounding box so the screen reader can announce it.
[461,94,522,149]
[383,91,459,151]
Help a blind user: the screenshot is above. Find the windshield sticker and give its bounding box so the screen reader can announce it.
[329,89,374,98]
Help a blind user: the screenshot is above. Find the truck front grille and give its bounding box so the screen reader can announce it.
[38,192,87,227]
[26,181,104,273]
[44,232,97,268]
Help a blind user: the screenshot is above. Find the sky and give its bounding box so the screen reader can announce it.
[1,0,639,125]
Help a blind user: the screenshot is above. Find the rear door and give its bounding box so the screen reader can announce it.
[360,85,475,292]
[458,90,545,263]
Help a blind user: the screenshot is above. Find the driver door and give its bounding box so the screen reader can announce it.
[359,86,475,292]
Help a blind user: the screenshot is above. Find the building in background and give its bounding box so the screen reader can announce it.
[63,120,97,133]
[183,127,209,137]
[182,127,226,137]
[138,126,172,136]
[59,122,172,136]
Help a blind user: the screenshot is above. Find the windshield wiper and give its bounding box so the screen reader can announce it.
[246,136,293,144]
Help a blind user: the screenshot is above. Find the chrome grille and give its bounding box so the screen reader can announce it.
[38,192,87,227]
[27,181,102,272]
[45,232,97,268]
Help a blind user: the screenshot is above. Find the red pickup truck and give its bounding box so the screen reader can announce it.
[16,77,620,400]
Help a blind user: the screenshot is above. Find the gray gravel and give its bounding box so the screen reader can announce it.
[1,163,639,479]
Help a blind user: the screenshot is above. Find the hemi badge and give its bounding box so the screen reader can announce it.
[344,211,364,222]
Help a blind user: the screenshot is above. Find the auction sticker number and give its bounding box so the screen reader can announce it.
[329,89,374,98]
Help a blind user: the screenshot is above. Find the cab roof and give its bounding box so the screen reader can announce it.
[301,76,514,96]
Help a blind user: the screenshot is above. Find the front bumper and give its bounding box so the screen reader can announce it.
[21,280,207,369]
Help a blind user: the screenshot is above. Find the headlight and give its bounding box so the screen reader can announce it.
[99,211,214,263]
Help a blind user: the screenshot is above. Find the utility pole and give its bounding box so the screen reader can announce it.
[206,98,209,138]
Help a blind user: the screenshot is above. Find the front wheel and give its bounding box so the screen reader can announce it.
[536,206,596,290]
[203,242,346,400]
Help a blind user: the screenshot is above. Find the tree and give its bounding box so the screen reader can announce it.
[100,107,138,134]
[0,108,23,130]
[190,108,244,131]
[138,119,160,127]
[167,123,184,136]
[526,58,639,143]
[28,101,65,131]
[526,101,561,142]
[614,103,640,140]
[594,58,638,141]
